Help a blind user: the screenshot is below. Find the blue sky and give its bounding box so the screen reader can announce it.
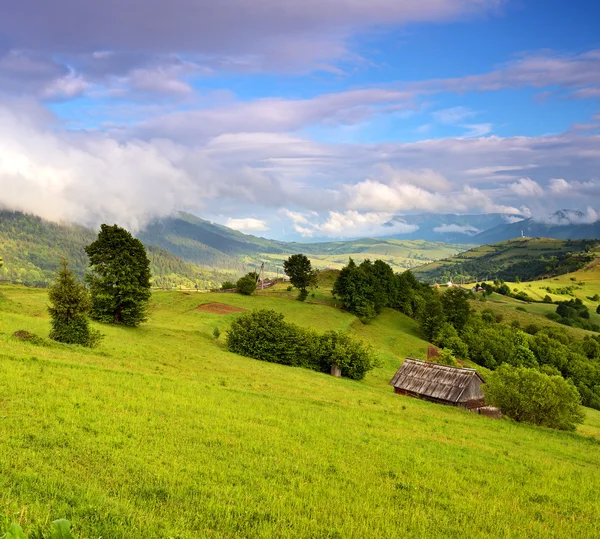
[1,0,599,239]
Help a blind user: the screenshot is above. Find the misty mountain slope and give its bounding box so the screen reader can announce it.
[383,212,520,243]
[0,211,233,288]
[475,210,600,244]
[412,237,600,283]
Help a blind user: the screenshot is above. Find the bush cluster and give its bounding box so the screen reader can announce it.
[484,365,584,431]
[236,274,257,295]
[226,309,377,380]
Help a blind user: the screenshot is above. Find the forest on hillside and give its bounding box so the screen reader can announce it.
[0,211,235,289]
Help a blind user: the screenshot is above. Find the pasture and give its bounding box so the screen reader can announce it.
[1,283,599,538]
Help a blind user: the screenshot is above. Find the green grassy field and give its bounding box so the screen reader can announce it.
[1,283,600,538]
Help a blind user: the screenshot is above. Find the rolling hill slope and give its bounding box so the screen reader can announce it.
[1,281,599,537]
[0,210,234,288]
[412,237,600,283]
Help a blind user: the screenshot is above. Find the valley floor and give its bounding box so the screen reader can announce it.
[0,284,599,538]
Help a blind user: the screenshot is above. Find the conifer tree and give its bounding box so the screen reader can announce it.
[48,259,101,347]
[85,224,152,326]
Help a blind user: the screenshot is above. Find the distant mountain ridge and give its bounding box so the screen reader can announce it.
[474,210,600,244]
[383,210,600,244]
[383,213,519,242]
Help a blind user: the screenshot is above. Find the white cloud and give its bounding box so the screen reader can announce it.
[503,215,526,224]
[1,100,599,236]
[433,106,476,124]
[509,178,544,197]
[281,209,311,225]
[460,123,493,138]
[548,178,571,193]
[535,207,600,225]
[225,217,269,232]
[433,224,481,235]
[297,211,418,238]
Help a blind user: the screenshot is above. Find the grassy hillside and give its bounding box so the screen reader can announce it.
[0,211,237,289]
[413,237,600,283]
[465,264,600,335]
[1,281,599,537]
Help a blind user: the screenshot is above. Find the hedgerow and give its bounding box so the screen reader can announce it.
[226,309,377,380]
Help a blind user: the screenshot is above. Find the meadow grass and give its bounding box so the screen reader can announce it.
[1,284,599,538]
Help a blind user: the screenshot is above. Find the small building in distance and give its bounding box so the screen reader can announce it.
[389,358,485,409]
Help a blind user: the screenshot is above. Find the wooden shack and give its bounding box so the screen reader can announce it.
[389,358,485,409]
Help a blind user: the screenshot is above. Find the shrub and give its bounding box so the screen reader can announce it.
[12,330,47,346]
[516,306,527,312]
[213,327,221,339]
[236,274,257,295]
[316,330,377,380]
[543,295,553,303]
[524,323,540,335]
[483,365,585,431]
[438,348,458,366]
[298,289,309,302]
[226,310,376,380]
[597,304,600,315]
[221,281,236,290]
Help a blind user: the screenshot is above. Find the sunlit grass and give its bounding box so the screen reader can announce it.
[1,283,599,538]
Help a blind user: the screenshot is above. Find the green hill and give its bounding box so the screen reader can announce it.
[412,237,600,283]
[0,210,234,289]
[1,278,600,537]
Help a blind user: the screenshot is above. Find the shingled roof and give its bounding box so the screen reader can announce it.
[389,358,485,404]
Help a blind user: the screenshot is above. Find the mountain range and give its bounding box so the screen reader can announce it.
[382,210,600,244]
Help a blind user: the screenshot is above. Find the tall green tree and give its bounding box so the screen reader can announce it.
[48,259,101,347]
[441,287,471,332]
[333,258,377,323]
[85,224,151,326]
[420,291,446,341]
[283,254,316,301]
